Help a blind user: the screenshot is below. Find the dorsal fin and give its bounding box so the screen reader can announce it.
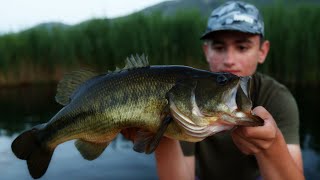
[55,69,98,106]
[106,54,149,75]
[114,66,121,73]
[123,54,149,70]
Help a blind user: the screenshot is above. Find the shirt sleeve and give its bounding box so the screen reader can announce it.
[266,87,300,144]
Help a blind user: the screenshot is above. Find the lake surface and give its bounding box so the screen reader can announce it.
[0,83,319,180]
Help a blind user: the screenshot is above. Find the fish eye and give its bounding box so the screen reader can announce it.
[216,75,228,85]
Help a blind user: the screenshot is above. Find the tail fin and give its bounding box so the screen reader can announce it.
[11,129,54,179]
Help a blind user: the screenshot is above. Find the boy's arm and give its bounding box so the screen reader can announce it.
[155,138,195,180]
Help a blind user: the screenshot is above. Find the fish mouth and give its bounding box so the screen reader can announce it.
[222,76,264,127]
[170,100,235,139]
[169,78,239,139]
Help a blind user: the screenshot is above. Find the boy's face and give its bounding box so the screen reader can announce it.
[203,31,269,77]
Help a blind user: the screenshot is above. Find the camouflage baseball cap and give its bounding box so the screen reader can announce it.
[201,1,264,39]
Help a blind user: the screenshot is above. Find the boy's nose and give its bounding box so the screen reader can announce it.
[223,51,236,67]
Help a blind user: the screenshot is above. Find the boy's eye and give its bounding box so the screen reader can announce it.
[212,46,225,51]
[238,45,248,51]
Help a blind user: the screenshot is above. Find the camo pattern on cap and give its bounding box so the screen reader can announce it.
[201,1,264,39]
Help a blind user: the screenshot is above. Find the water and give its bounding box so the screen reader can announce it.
[0,84,158,180]
[0,83,319,179]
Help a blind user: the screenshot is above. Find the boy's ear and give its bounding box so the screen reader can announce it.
[258,40,270,64]
[202,43,210,63]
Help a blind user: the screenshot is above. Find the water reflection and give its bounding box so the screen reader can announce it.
[0,83,319,179]
[0,84,59,136]
[1,134,157,180]
[0,84,157,180]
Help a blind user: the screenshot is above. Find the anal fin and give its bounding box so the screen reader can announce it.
[75,140,109,160]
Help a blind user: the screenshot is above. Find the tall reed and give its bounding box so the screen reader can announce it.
[0,4,318,85]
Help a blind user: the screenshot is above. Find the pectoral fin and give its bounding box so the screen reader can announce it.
[133,115,172,154]
[133,130,154,153]
[75,140,109,160]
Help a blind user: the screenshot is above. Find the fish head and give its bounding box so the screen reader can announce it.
[170,72,263,140]
[193,72,242,117]
[195,73,264,126]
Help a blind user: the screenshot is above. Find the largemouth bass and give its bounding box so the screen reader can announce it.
[11,55,263,179]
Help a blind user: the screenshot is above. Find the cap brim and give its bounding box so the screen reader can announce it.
[200,25,262,40]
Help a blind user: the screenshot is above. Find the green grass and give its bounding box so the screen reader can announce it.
[0,4,319,85]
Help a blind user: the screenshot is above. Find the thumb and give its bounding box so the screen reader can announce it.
[252,106,278,130]
[252,106,272,122]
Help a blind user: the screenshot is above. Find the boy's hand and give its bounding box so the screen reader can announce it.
[231,106,278,155]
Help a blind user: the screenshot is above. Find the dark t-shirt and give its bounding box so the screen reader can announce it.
[180,72,300,180]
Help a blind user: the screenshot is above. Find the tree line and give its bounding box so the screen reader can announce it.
[0,4,319,85]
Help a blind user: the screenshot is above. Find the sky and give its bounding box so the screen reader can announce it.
[0,0,168,33]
